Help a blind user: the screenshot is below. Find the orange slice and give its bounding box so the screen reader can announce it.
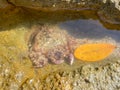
[74,43,116,61]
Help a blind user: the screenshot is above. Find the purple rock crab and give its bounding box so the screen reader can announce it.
[46,43,74,65]
[28,25,78,68]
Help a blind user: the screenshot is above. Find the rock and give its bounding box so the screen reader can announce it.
[0,0,120,24]
[103,0,120,10]
[0,0,119,11]
[0,0,9,8]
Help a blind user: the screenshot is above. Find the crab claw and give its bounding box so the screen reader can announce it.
[50,58,64,65]
[66,53,74,65]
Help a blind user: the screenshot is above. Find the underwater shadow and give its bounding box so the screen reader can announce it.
[58,19,120,42]
[0,6,99,31]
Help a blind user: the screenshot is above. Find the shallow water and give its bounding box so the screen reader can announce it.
[30,17,120,78]
[0,7,120,89]
[59,19,120,42]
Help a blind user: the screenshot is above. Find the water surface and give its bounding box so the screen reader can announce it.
[59,19,120,42]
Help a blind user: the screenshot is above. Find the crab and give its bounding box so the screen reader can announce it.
[29,40,75,68]
[28,25,79,68]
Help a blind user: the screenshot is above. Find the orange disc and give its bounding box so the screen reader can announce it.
[74,43,116,62]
